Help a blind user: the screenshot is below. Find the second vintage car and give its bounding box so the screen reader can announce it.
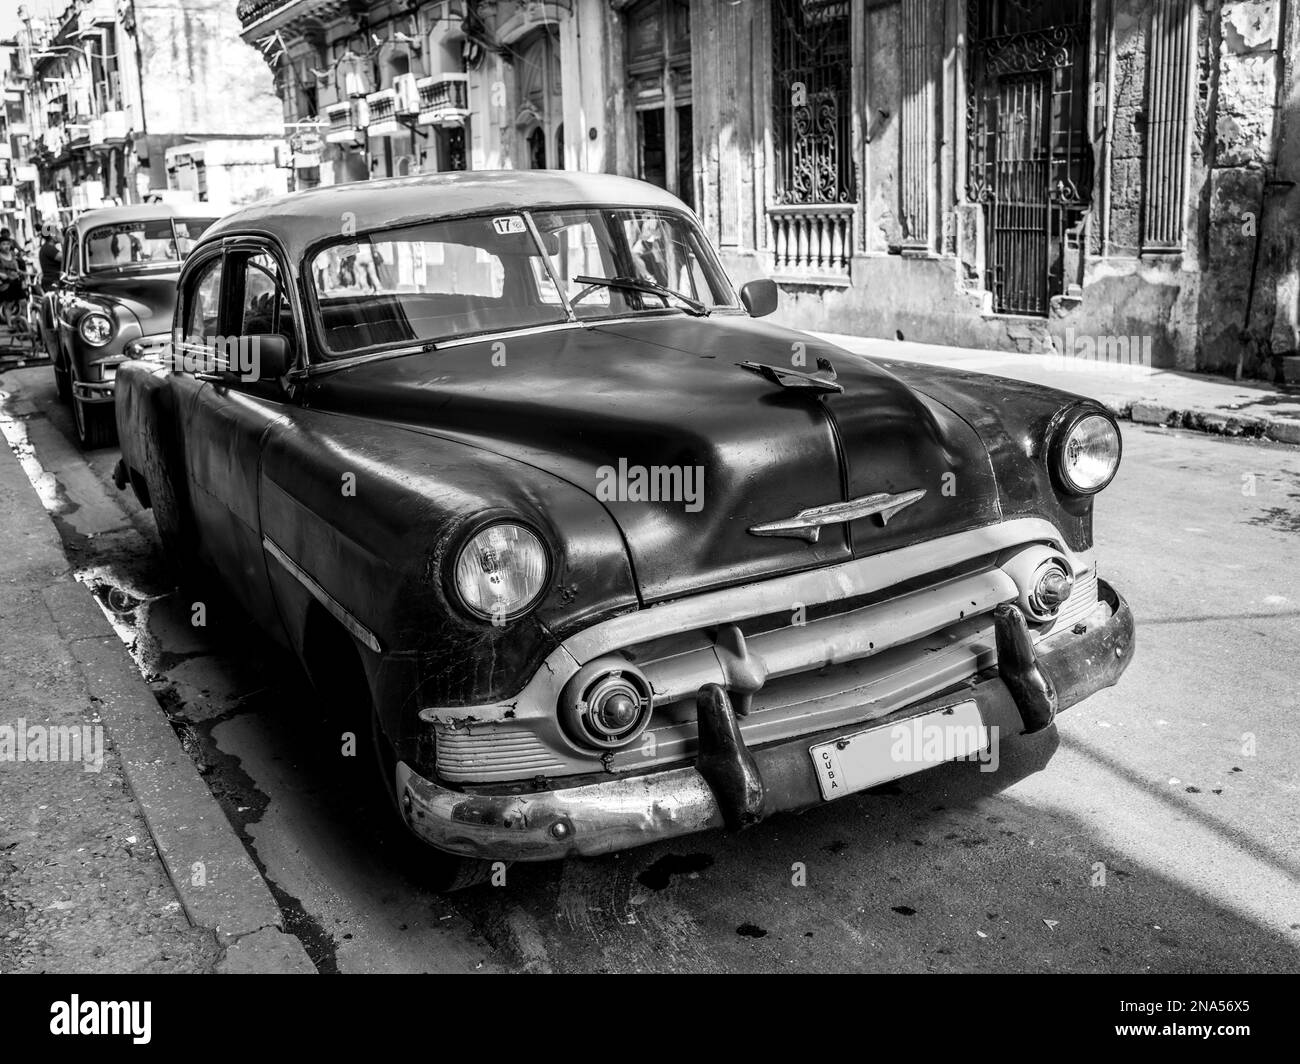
[114,171,1134,890]
[43,203,223,448]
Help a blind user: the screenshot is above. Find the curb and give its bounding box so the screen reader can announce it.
[1,426,315,974]
[1112,399,1300,444]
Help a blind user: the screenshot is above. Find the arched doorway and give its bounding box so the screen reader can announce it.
[515,28,563,169]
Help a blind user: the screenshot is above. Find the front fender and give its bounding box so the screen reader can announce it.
[871,361,1103,553]
[257,408,639,755]
[63,295,143,373]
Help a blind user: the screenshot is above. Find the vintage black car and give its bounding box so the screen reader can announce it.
[114,171,1134,890]
[43,203,222,448]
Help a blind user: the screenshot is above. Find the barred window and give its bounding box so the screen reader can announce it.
[771,0,854,205]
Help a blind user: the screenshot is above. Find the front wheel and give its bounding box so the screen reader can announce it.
[367,698,495,892]
[53,353,72,404]
[311,623,494,893]
[72,393,117,449]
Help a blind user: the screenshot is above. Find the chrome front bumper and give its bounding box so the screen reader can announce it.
[72,379,115,401]
[397,580,1135,862]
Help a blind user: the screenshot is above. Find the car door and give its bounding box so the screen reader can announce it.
[181,239,296,637]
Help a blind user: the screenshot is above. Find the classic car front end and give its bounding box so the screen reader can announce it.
[112,171,1134,888]
[48,205,220,448]
[392,410,1135,862]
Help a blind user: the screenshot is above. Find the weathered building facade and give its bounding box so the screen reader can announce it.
[240,0,1300,377]
[11,0,285,225]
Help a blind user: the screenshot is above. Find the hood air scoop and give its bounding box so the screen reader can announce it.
[736,357,843,394]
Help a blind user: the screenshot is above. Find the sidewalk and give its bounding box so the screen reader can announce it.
[817,332,1300,445]
[0,406,312,973]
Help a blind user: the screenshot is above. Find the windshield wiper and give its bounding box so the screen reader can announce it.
[572,275,709,316]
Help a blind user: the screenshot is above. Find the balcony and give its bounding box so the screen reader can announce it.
[365,89,402,138]
[237,0,358,36]
[102,110,128,143]
[417,74,470,128]
[325,99,367,146]
[768,203,854,285]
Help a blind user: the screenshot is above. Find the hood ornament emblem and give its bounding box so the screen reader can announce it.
[748,489,927,543]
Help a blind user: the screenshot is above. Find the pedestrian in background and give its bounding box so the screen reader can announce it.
[0,234,26,330]
[38,223,62,293]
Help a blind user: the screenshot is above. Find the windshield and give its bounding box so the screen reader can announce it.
[530,207,735,314]
[307,206,738,359]
[83,217,217,272]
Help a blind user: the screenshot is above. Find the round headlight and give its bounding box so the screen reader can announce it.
[1055,413,1121,495]
[453,522,549,621]
[79,312,114,347]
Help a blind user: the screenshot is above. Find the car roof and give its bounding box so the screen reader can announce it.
[72,202,231,234]
[200,170,694,261]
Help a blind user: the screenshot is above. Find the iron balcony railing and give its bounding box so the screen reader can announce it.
[417,75,469,114]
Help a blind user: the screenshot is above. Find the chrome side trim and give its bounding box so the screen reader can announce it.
[262,535,383,653]
[749,488,927,543]
[431,320,584,350]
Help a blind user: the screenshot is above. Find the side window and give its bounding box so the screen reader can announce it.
[184,256,224,344]
[238,253,281,335]
[234,249,297,366]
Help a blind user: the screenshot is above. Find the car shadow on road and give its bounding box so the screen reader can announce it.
[162,624,1299,974]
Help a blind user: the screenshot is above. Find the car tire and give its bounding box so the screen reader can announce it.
[54,357,72,404]
[72,393,117,449]
[310,620,494,893]
[369,709,495,894]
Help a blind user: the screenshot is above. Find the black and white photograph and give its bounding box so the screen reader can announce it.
[0,0,1293,1036]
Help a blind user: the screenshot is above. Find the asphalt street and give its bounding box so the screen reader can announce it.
[2,362,1297,974]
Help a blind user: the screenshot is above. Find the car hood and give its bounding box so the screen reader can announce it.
[309,315,1002,603]
[84,270,179,336]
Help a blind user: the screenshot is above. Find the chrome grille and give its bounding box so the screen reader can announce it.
[1039,564,1099,638]
[420,527,1101,784]
[435,724,567,782]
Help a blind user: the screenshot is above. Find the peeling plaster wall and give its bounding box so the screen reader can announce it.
[866,1,902,252]
[760,0,1295,377]
[1107,0,1149,256]
[1198,0,1283,375]
[133,0,282,137]
[1265,0,1300,359]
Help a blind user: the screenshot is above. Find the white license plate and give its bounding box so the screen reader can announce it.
[809,700,988,801]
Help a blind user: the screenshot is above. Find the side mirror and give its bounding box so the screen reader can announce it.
[249,333,291,383]
[739,278,779,318]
